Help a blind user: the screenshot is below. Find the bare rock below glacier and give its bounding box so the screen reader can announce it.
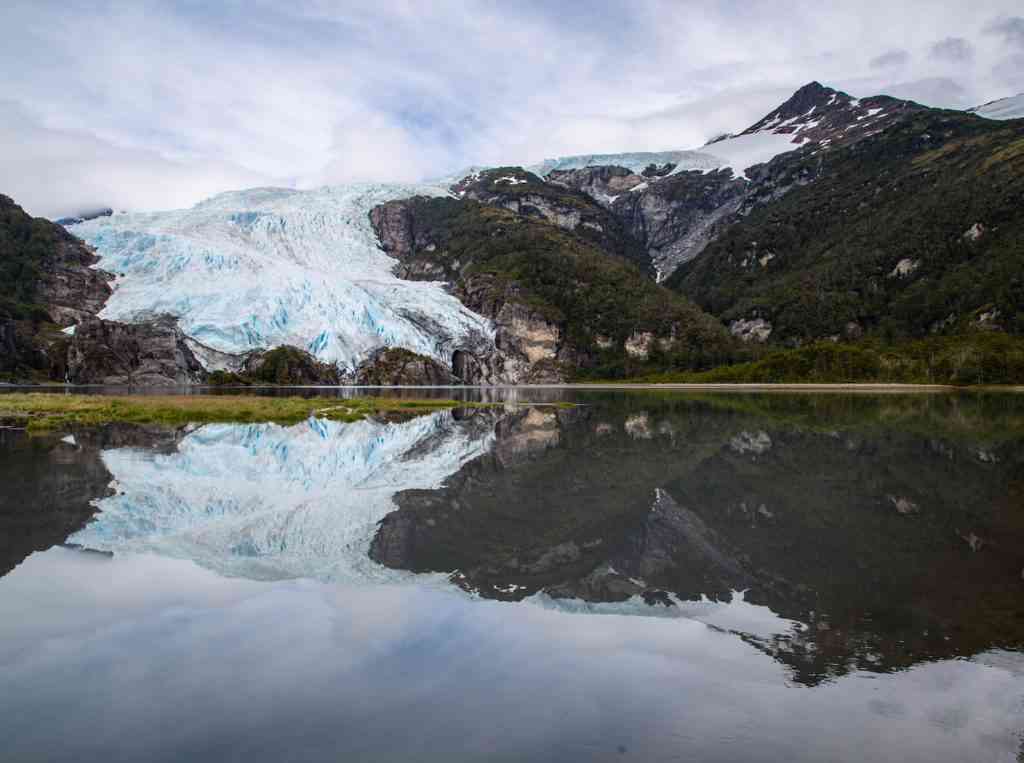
[67,315,206,385]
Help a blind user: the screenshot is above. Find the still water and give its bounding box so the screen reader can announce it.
[1,390,1022,762]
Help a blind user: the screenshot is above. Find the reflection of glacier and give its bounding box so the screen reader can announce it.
[70,412,495,582]
[68,184,494,370]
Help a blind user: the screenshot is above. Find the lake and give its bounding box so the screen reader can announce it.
[1,389,1022,762]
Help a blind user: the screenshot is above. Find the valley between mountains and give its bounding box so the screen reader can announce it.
[3,82,1023,386]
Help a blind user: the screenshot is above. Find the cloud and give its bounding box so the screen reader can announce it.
[0,101,272,219]
[929,37,975,63]
[872,77,970,108]
[1,1,1023,218]
[870,50,910,69]
[984,16,1024,48]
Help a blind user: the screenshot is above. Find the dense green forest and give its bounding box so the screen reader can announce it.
[616,333,1024,385]
[0,195,63,322]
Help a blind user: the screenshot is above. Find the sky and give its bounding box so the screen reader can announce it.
[2,0,1023,218]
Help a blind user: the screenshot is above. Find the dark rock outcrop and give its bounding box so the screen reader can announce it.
[67,315,206,385]
[241,345,341,385]
[353,347,458,385]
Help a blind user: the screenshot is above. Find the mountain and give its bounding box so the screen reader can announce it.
[532,82,926,279]
[4,80,1024,384]
[665,100,1024,346]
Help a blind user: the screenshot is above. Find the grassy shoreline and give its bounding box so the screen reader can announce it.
[0,393,489,432]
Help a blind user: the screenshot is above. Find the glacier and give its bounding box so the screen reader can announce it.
[68,184,495,371]
[969,93,1024,121]
[526,138,801,183]
[528,149,724,176]
[69,411,496,583]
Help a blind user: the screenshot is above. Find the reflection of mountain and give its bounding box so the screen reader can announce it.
[0,424,189,576]
[370,394,1024,684]
[69,409,499,582]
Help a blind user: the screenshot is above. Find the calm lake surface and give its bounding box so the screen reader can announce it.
[1,389,1023,762]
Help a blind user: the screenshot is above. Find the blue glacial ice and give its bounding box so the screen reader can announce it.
[68,184,495,370]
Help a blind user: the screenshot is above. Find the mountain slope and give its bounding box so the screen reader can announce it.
[666,108,1024,344]
[371,196,737,379]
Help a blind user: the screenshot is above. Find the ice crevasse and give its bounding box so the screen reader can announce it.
[69,184,496,371]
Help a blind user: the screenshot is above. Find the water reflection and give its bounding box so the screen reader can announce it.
[2,392,1024,761]
[1,548,1023,763]
[373,395,1024,685]
[3,393,1023,688]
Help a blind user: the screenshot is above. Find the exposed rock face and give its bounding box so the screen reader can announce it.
[729,317,773,342]
[450,276,567,384]
[368,199,448,280]
[550,166,747,278]
[67,315,206,385]
[35,240,114,328]
[353,347,458,385]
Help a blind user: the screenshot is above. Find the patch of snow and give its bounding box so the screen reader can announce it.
[682,132,800,179]
[61,435,77,446]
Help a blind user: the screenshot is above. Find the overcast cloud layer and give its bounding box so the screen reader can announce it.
[2,0,1023,218]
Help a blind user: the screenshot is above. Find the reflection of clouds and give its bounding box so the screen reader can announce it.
[1,548,1022,763]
